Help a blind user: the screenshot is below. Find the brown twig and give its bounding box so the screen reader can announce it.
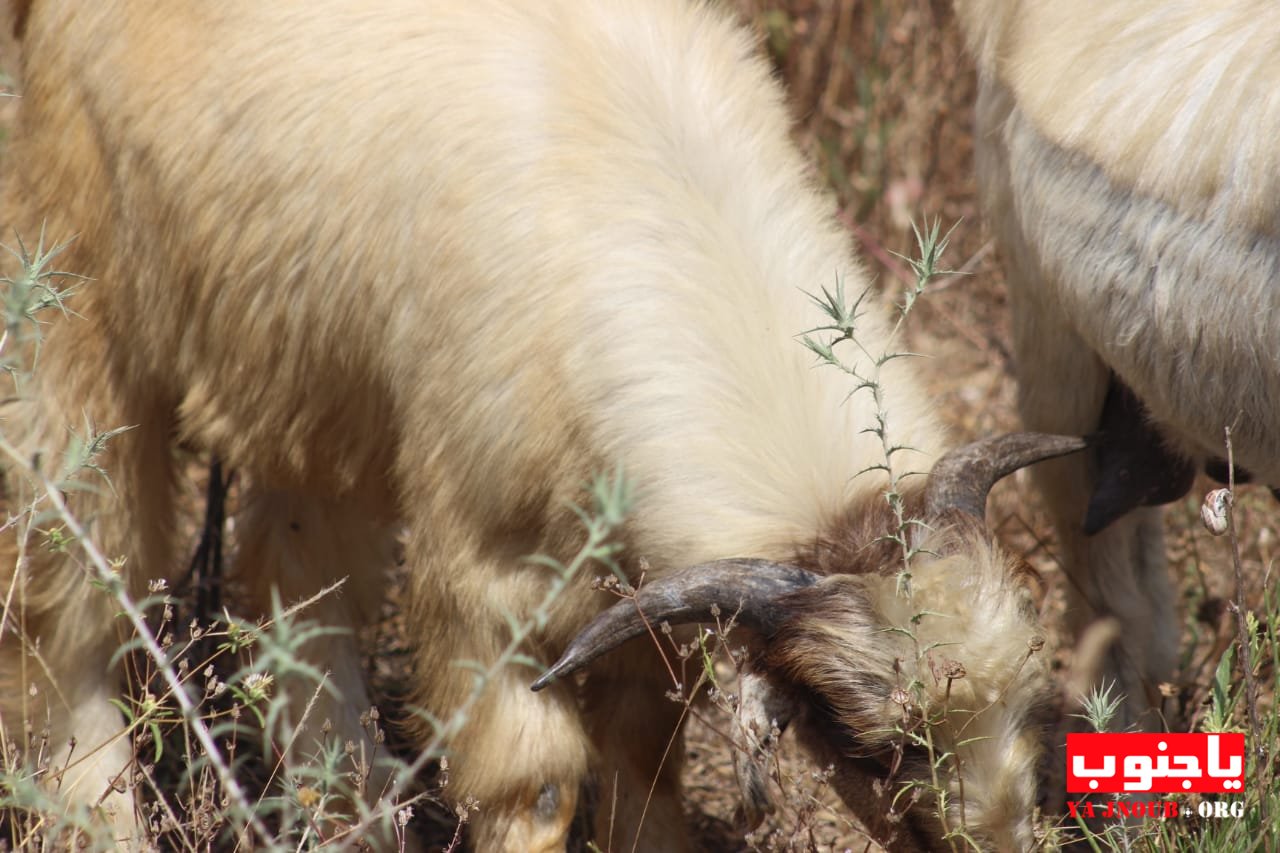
[1223,427,1263,809]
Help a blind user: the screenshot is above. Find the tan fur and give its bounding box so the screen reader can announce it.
[959,4,1280,728]
[767,526,1049,851]
[957,0,1280,234]
[2,1,1047,849]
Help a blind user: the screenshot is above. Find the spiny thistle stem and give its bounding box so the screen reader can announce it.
[799,217,955,595]
[0,439,274,848]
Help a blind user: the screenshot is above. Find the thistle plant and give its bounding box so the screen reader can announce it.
[798,219,994,849]
[1075,680,1124,734]
[800,218,955,595]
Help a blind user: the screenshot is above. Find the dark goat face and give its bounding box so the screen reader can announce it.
[749,537,1051,851]
[533,433,1083,850]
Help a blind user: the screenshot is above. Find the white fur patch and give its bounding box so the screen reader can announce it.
[957,0,1280,233]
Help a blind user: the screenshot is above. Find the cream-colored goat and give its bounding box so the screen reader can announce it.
[1,1,1081,849]
[957,0,1280,726]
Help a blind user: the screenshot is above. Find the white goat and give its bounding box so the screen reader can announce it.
[956,0,1280,725]
[0,0,1082,849]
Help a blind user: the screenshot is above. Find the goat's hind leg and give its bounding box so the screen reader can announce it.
[1010,299,1176,727]
[0,384,182,847]
[232,488,404,817]
[1005,293,1174,837]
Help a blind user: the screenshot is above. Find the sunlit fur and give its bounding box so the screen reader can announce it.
[763,516,1048,850]
[957,0,1280,234]
[3,0,1045,849]
[957,1,1280,726]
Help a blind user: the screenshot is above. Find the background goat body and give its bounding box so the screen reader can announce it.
[2,0,1074,848]
[957,0,1280,726]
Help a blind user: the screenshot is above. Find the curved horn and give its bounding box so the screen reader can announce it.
[925,432,1089,520]
[530,559,817,692]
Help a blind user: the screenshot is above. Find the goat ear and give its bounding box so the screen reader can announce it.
[1083,379,1195,534]
[530,560,817,691]
[733,666,798,828]
[925,432,1088,520]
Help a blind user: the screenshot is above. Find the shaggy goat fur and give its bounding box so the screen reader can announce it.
[2,0,1056,849]
[957,0,1280,725]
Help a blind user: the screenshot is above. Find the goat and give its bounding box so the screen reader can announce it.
[0,0,1084,849]
[955,0,1280,730]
